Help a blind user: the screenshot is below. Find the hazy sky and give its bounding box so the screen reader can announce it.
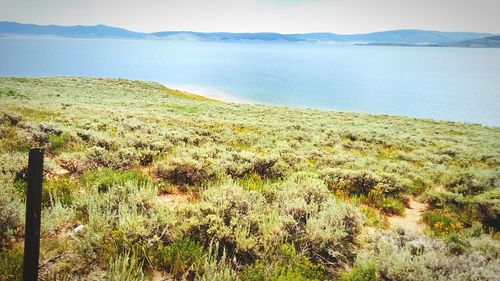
[1,0,499,34]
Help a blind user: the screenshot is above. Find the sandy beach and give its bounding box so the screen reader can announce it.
[166,84,256,104]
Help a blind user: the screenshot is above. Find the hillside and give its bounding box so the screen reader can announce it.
[292,29,493,44]
[452,35,500,48]
[0,77,499,280]
[0,21,495,46]
[0,21,144,39]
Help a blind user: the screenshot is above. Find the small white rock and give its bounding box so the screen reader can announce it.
[73,224,84,234]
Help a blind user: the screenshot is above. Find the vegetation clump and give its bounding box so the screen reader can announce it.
[347,232,500,281]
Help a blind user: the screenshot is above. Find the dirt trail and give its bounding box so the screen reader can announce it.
[387,198,427,234]
[157,193,190,209]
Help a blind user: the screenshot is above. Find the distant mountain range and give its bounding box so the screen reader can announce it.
[1,21,499,47]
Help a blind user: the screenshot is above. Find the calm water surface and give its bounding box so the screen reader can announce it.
[1,37,499,126]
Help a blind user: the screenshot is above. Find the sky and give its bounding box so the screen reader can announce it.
[1,0,499,34]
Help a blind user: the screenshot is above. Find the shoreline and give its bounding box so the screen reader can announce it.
[165,83,497,128]
[165,84,257,104]
[0,75,496,127]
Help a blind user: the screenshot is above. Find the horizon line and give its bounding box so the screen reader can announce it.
[1,20,498,36]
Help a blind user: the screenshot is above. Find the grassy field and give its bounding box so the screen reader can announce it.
[0,77,499,280]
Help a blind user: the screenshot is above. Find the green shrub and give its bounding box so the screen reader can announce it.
[223,151,257,178]
[82,168,151,191]
[0,110,22,125]
[48,132,72,154]
[158,239,204,279]
[240,261,268,281]
[86,146,114,168]
[90,134,115,150]
[106,252,144,281]
[175,175,363,269]
[155,156,216,186]
[301,197,362,265]
[0,153,27,180]
[359,206,386,228]
[42,176,77,206]
[472,189,500,229]
[195,244,237,281]
[75,169,165,262]
[276,173,363,266]
[253,154,287,179]
[469,235,500,260]
[12,180,26,196]
[174,183,268,258]
[75,227,102,262]
[408,178,428,195]
[0,126,30,153]
[31,129,50,145]
[116,148,139,168]
[0,183,24,248]
[137,149,156,166]
[446,233,470,255]
[76,129,91,142]
[354,232,500,281]
[319,168,408,198]
[423,190,464,209]
[273,244,325,281]
[41,198,74,235]
[0,248,23,280]
[442,168,498,195]
[340,260,377,281]
[39,122,63,136]
[222,151,287,179]
[423,211,462,236]
[240,244,326,281]
[424,188,500,231]
[376,197,405,215]
[56,152,89,174]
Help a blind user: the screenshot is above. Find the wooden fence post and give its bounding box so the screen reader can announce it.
[23,147,44,281]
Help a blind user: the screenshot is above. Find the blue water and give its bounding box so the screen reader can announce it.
[1,37,499,126]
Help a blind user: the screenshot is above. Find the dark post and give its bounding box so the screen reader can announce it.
[23,148,44,281]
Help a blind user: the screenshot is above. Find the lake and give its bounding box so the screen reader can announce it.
[1,37,499,126]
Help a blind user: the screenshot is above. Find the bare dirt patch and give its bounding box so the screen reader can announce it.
[157,193,190,209]
[387,198,427,234]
